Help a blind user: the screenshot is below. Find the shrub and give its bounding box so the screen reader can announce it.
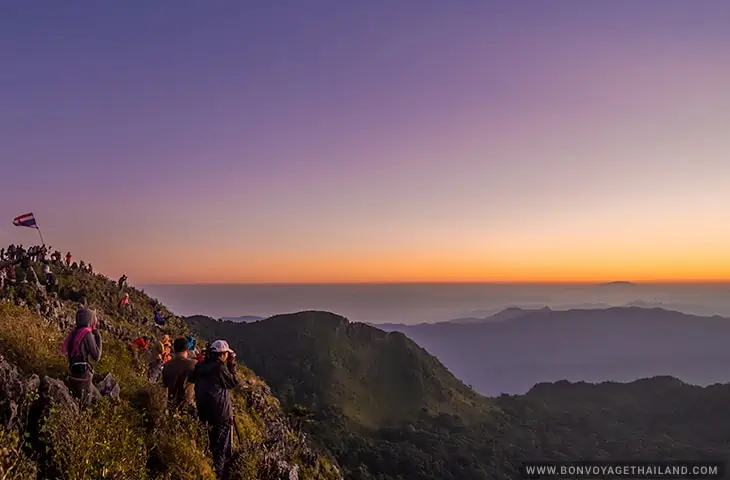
[42,398,147,480]
[0,425,37,479]
[228,450,260,480]
[299,456,343,480]
[94,334,149,395]
[130,384,169,432]
[148,410,216,480]
[132,384,216,480]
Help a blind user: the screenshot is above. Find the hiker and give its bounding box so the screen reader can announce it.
[129,335,150,360]
[118,274,127,290]
[155,334,172,364]
[43,264,59,294]
[188,340,240,479]
[62,307,102,404]
[162,338,197,412]
[130,335,150,351]
[18,253,33,284]
[118,293,130,313]
[148,357,164,383]
[0,257,21,289]
[154,309,166,326]
[186,333,197,353]
[65,252,72,267]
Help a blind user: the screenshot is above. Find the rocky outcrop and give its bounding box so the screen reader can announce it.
[97,373,120,400]
[38,376,79,418]
[0,355,122,437]
[0,355,40,432]
[235,378,323,478]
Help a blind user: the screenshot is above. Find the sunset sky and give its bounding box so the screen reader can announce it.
[2,1,730,284]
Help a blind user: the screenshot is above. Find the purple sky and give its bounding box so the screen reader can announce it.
[2,1,730,283]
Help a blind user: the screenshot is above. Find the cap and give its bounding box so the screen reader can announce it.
[210,340,233,353]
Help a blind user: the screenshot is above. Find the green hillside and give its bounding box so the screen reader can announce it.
[0,256,341,480]
[186,311,489,429]
[188,312,730,480]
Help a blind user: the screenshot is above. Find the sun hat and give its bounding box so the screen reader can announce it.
[210,339,233,353]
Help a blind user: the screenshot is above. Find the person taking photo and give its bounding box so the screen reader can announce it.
[188,339,239,479]
[61,306,102,405]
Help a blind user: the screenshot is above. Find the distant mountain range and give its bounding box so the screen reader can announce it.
[186,314,265,323]
[375,306,730,396]
[441,300,724,322]
[219,315,264,323]
[446,306,550,325]
[598,280,637,286]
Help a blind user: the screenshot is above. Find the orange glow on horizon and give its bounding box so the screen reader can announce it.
[111,246,730,285]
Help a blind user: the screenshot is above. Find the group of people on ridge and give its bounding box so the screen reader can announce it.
[0,244,91,293]
[62,302,239,479]
[157,336,241,477]
[3,243,242,478]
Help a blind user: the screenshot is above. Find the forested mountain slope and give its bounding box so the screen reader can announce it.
[189,312,730,480]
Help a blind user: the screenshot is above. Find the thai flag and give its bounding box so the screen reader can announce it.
[13,213,38,229]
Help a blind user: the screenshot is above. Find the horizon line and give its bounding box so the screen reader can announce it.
[138,280,730,286]
[180,304,730,323]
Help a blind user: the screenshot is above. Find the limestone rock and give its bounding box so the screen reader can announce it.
[0,355,39,432]
[97,372,120,399]
[39,375,78,417]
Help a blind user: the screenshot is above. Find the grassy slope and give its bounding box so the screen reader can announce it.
[0,265,341,480]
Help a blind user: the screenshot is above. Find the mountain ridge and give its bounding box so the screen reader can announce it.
[375,304,728,329]
[185,308,730,480]
[187,310,490,430]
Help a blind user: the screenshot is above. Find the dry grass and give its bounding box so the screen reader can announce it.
[42,399,148,480]
[0,302,66,378]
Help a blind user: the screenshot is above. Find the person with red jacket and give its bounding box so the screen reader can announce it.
[131,336,150,350]
[129,335,150,362]
[118,293,131,314]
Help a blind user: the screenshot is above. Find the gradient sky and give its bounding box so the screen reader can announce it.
[3,1,730,284]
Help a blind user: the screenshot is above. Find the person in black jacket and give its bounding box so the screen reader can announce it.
[62,307,102,405]
[188,339,239,479]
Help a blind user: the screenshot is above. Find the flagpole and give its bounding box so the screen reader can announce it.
[36,226,45,246]
[34,214,45,245]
